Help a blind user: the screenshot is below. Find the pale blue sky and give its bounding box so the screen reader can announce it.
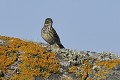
[0,0,120,55]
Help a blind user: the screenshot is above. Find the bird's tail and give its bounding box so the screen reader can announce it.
[57,43,64,48]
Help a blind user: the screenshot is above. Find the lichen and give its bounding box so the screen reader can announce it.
[0,35,120,80]
[0,36,60,80]
[0,45,17,72]
[67,58,120,80]
[96,59,120,69]
[68,66,78,73]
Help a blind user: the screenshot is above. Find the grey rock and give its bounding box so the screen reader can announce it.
[1,40,120,80]
[0,39,9,46]
[0,70,4,77]
[106,64,120,80]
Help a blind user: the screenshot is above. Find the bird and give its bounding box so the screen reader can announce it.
[41,18,64,48]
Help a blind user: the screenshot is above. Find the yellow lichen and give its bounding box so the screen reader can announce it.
[81,59,92,80]
[0,45,17,71]
[0,36,60,80]
[1,36,120,80]
[68,66,78,73]
[96,59,120,69]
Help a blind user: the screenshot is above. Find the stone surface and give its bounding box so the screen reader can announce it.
[0,36,120,80]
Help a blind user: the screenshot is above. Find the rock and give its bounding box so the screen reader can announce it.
[0,39,9,46]
[0,70,4,77]
[106,64,120,80]
[0,36,120,80]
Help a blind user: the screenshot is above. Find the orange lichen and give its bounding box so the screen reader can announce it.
[81,59,92,80]
[1,36,120,80]
[0,46,17,71]
[69,58,120,80]
[68,59,93,80]
[11,52,60,79]
[96,59,120,69]
[0,36,60,80]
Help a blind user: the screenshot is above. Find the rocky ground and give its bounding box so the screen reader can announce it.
[0,35,120,80]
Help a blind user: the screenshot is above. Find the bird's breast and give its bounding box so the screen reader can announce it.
[41,30,54,44]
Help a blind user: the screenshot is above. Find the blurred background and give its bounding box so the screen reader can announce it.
[0,0,120,55]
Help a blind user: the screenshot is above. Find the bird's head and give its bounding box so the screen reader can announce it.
[44,18,53,26]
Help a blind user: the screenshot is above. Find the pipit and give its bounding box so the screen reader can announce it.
[41,18,64,48]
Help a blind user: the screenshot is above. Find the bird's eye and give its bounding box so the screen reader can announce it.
[45,21,49,24]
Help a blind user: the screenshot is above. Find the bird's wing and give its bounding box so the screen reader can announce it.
[51,27,61,43]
